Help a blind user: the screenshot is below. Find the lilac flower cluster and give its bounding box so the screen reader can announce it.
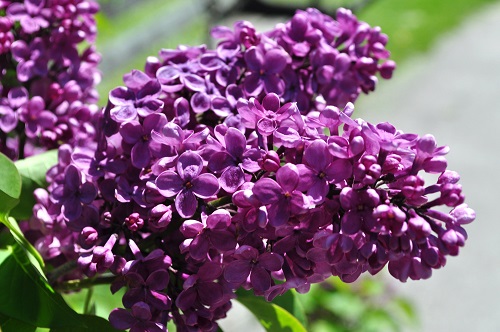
[0,0,100,159]
[24,8,474,332]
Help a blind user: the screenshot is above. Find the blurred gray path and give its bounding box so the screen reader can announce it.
[356,2,500,331]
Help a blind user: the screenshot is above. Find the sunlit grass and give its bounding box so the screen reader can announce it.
[358,0,499,64]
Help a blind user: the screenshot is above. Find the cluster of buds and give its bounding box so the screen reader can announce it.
[0,0,100,159]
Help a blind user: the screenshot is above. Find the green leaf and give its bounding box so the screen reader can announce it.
[0,216,44,268]
[50,315,124,332]
[0,313,36,332]
[0,152,21,215]
[0,245,82,329]
[270,289,307,327]
[237,296,307,332]
[11,150,58,220]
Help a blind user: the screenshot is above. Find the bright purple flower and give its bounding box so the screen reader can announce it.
[155,151,219,218]
[0,17,14,54]
[243,44,290,96]
[6,0,50,34]
[156,61,205,93]
[119,113,168,169]
[0,86,28,132]
[109,70,163,122]
[208,127,262,193]
[252,163,310,226]
[298,139,352,203]
[237,92,297,137]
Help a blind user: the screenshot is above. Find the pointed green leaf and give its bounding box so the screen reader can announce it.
[11,150,58,220]
[269,289,307,327]
[50,315,124,332]
[0,245,82,329]
[0,152,21,215]
[0,216,44,268]
[0,313,36,332]
[237,296,307,332]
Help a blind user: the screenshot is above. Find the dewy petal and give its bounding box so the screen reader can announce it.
[253,178,282,205]
[224,260,251,284]
[175,189,198,218]
[191,173,220,198]
[155,171,183,197]
[177,151,203,181]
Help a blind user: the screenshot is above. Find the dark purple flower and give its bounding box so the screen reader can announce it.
[18,96,57,138]
[339,187,380,234]
[224,245,283,293]
[155,151,219,218]
[109,302,164,332]
[52,164,97,221]
[253,163,310,226]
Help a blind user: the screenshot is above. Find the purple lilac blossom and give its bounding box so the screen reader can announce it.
[18,8,476,332]
[0,0,100,159]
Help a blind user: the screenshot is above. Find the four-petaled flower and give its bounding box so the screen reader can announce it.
[155,151,219,218]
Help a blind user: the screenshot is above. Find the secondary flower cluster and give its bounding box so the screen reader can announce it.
[23,7,474,332]
[0,0,100,159]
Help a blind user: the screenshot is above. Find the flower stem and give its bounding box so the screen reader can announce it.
[54,275,116,292]
[47,260,78,284]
